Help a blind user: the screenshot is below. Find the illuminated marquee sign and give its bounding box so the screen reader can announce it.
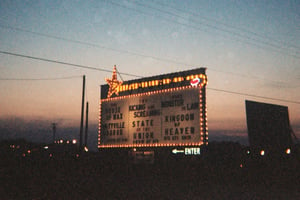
[98,67,208,148]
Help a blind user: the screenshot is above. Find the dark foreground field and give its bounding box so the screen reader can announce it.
[0,145,299,200]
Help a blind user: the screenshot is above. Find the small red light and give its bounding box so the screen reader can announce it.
[190,78,201,87]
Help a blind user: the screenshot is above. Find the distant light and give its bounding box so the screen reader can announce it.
[260,150,265,156]
[246,150,250,155]
[66,140,70,144]
[76,154,80,158]
[27,150,31,154]
[84,146,88,152]
[240,163,243,168]
[49,153,53,158]
[60,139,63,144]
[133,148,137,152]
[285,148,291,154]
[72,139,77,144]
[44,146,49,150]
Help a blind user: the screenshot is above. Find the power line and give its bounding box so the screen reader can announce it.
[0,50,142,78]
[1,48,298,104]
[1,49,299,104]
[1,24,204,68]
[108,0,300,59]
[139,0,300,54]
[149,0,300,52]
[0,24,193,66]
[0,24,298,85]
[106,1,300,85]
[0,75,82,81]
[2,2,298,58]
[207,87,300,105]
[0,24,198,68]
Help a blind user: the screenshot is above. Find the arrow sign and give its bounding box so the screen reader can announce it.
[172,148,184,154]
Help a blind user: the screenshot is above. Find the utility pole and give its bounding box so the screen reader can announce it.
[52,123,56,143]
[79,75,85,151]
[84,101,89,148]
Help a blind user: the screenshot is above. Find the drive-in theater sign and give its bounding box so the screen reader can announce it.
[98,67,208,149]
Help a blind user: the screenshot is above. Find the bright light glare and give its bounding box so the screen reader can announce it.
[260,150,265,156]
[286,148,291,154]
[72,139,77,144]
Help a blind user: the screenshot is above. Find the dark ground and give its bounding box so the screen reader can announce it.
[0,141,299,200]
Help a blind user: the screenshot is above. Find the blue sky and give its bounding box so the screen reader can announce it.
[0,0,299,145]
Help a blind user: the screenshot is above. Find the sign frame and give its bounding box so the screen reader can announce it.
[98,67,208,149]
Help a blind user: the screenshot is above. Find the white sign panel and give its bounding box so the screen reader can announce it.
[100,87,200,147]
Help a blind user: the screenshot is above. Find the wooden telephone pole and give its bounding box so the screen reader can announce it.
[84,101,89,148]
[79,75,85,151]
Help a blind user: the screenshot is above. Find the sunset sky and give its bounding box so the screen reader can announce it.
[0,0,299,147]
